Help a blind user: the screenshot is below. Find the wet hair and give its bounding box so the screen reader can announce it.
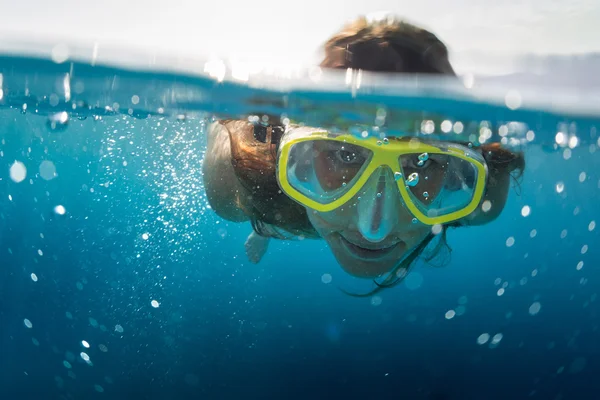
[319,15,456,75]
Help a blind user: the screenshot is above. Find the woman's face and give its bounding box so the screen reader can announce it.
[303,141,452,278]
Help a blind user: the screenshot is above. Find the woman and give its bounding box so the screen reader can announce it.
[203,15,525,295]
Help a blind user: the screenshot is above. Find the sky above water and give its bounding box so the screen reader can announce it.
[0,0,598,75]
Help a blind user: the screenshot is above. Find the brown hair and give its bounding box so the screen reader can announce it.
[320,15,456,75]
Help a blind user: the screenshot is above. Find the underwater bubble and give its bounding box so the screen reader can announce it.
[406,172,419,187]
[556,182,565,193]
[31,273,38,282]
[560,229,568,239]
[115,324,123,333]
[54,205,66,215]
[142,233,149,240]
[481,200,492,212]
[9,161,27,183]
[80,352,90,361]
[521,205,531,217]
[441,120,452,133]
[506,237,515,247]
[569,136,579,149]
[394,172,402,181]
[94,384,104,393]
[453,122,464,134]
[31,338,39,346]
[445,310,456,320]
[99,344,108,352]
[563,148,572,160]
[376,140,382,146]
[376,192,382,198]
[491,333,503,345]
[577,261,584,270]
[131,95,140,105]
[529,302,541,315]
[477,333,490,345]
[151,300,160,308]
[588,221,596,231]
[382,138,389,145]
[418,153,429,162]
[581,245,588,254]
[321,274,332,284]
[431,224,443,235]
[579,172,587,182]
[497,288,505,296]
[532,269,538,277]
[494,278,502,286]
[39,161,57,180]
[23,319,32,328]
[422,191,429,199]
[46,112,69,132]
[342,182,347,187]
[371,296,382,306]
[412,218,418,224]
[520,277,528,285]
[63,361,72,369]
[526,130,535,141]
[555,132,567,146]
[82,340,90,348]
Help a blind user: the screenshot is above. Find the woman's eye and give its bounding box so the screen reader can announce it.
[408,156,431,169]
[335,150,362,164]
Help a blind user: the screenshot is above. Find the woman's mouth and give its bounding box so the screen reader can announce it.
[338,234,403,260]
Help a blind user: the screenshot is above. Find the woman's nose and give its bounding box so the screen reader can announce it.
[355,167,410,243]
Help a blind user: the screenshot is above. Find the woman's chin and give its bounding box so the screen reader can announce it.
[338,259,398,278]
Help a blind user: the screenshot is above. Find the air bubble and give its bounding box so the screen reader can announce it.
[506,237,515,247]
[556,182,565,193]
[412,218,418,224]
[521,205,530,217]
[529,302,541,315]
[406,172,419,187]
[46,112,69,132]
[9,161,27,183]
[321,274,332,284]
[477,333,490,345]
[394,172,402,181]
[382,138,389,145]
[422,191,429,199]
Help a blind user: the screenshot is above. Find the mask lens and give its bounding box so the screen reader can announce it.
[285,139,372,204]
[399,152,479,218]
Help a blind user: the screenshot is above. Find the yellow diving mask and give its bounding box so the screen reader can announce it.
[276,127,488,226]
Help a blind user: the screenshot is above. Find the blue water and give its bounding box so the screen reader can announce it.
[1,55,600,400]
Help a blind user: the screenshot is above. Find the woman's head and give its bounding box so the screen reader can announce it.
[320,14,456,75]
[296,138,525,278]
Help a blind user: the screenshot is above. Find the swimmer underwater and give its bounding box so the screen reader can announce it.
[202,14,525,296]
